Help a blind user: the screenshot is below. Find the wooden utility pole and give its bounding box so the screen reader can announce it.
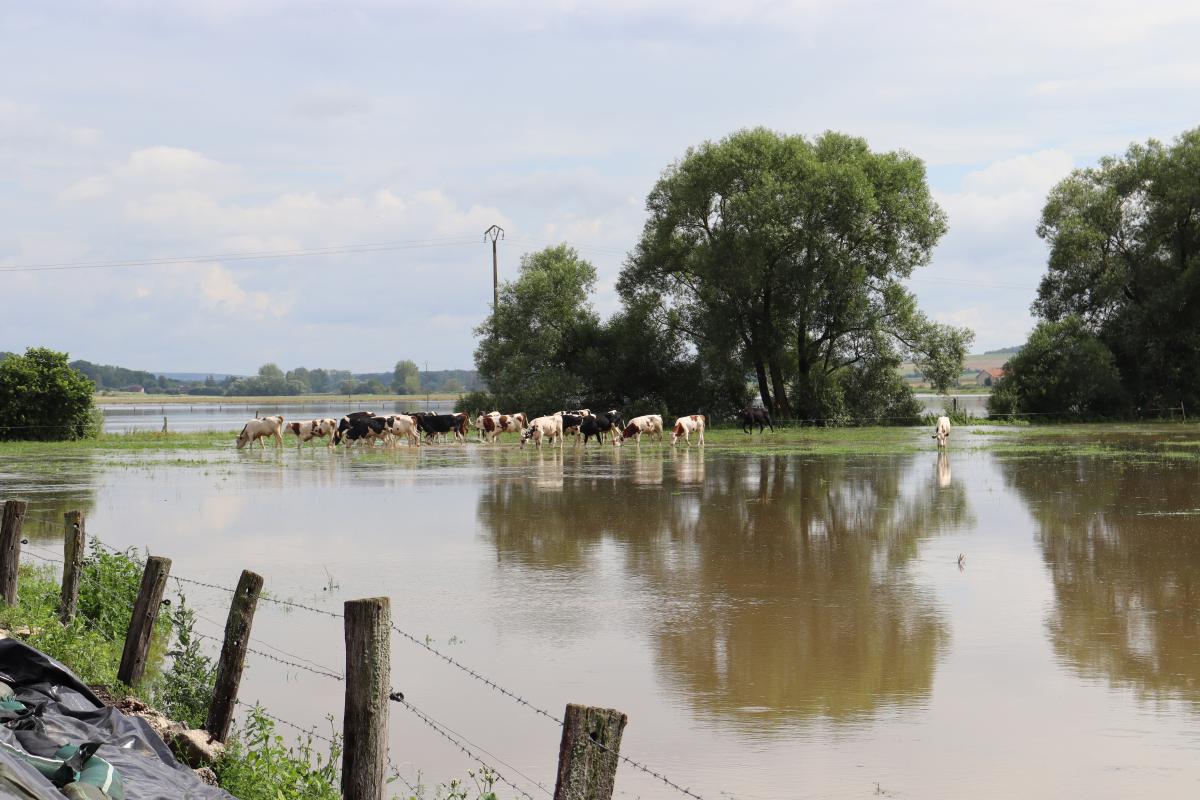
[342,597,391,800]
[484,225,505,326]
[206,569,264,742]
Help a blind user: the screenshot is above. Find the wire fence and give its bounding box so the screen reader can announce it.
[13,528,714,800]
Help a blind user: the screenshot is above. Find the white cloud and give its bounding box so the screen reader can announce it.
[195,263,285,319]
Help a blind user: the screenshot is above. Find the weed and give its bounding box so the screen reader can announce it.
[214,705,342,800]
[157,595,217,728]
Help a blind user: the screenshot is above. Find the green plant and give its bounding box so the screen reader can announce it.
[78,541,144,640]
[0,347,97,441]
[155,595,216,729]
[215,705,342,800]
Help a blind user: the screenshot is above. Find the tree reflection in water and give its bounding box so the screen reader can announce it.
[1002,457,1200,703]
[477,450,972,728]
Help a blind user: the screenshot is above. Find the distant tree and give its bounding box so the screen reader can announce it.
[987,317,1128,417]
[443,376,464,393]
[338,379,358,395]
[0,347,97,440]
[392,360,421,394]
[308,368,331,393]
[204,374,217,388]
[621,127,970,421]
[258,363,284,380]
[286,367,311,392]
[474,245,601,412]
[1033,127,1200,409]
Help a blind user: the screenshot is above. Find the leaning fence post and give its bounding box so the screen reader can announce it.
[0,500,28,606]
[553,704,628,800]
[205,569,263,742]
[118,555,172,686]
[342,597,391,800]
[59,511,86,623]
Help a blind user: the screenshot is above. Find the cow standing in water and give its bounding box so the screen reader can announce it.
[739,407,773,434]
[670,415,706,446]
[236,416,285,449]
[933,415,951,448]
[621,414,664,444]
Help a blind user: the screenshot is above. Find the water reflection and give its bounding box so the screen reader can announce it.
[478,452,972,727]
[1002,457,1200,702]
[0,452,100,541]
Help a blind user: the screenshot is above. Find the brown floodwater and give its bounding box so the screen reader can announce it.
[3,438,1199,798]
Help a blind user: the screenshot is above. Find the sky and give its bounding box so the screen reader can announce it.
[3,1,1199,374]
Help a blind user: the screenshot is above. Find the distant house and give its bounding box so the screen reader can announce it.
[122,384,146,393]
[975,368,1005,387]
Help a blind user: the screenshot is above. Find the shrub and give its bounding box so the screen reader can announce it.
[214,706,342,800]
[0,347,97,441]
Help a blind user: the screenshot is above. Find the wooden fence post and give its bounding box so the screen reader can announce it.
[342,597,391,800]
[118,555,172,686]
[59,511,86,623]
[205,569,263,742]
[0,500,28,606]
[553,704,628,800]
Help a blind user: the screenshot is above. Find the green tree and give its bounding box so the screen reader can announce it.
[286,367,311,392]
[308,368,331,393]
[1034,127,1200,409]
[392,360,421,394]
[474,245,601,412]
[987,317,1127,417]
[621,127,971,420]
[257,363,284,380]
[0,347,98,441]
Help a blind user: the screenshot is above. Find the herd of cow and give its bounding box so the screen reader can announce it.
[234,407,953,451]
[234,407,735,450]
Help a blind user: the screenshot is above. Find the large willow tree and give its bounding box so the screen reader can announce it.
[620,128,971,420]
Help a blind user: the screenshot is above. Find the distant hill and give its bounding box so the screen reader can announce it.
[981,346,1021,355]
[156,372,240,381]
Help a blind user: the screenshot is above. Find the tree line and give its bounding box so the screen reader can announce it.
[463,128,973,423]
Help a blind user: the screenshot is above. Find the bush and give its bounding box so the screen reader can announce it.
[991,317,1129,418]
[215,706,342,800]
[0,347,97,441]
[455,390,495,415]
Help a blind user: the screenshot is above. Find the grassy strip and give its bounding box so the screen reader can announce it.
[97,393,461,405]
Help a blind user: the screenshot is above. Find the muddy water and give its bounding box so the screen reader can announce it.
[3,440,1199,798]
[99,399,455,432]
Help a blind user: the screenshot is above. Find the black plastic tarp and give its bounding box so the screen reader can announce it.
[0,638,234,800]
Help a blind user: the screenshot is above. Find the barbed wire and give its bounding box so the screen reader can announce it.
[233,699,341,748]
[191,609,341,677]
[192,631,345,682]
[393,696,548,800]
[389,622,564,726]
[583,735,706,800]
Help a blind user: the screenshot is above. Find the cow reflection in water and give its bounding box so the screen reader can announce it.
[477,453,972,725]
[671,448,705,485]
[936,450,952,489]
[1002,457,1200,703]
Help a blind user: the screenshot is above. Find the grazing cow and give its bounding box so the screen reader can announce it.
[579,413,620,446]
[670,414,706,446]
[621,414,664,444]
[739,407,774,434]
[933,415,951,448]
[285,418,338,448]
[520,415,563,448]
[236,415,284,449]
[340,414,389,446]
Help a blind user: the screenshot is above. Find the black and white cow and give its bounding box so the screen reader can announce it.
[580,412,623,446]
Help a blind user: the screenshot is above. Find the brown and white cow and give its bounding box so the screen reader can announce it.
[285,418,338,448]
[670,415,706,446]
[520,415,563,448]
[621,414,664,444]
[236,415,285,450]
[478,411,527,443]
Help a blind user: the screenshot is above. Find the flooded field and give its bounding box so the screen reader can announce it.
[100,399,456,432]
[2,426,1199,798]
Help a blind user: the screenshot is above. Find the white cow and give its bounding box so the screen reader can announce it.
[236,415,285,450]
[670,415,706,446]
[520,415,563,448]
[477,411,526,443]
[384,414,422,446]
[933,415,951,448]
[621,414,664,444]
